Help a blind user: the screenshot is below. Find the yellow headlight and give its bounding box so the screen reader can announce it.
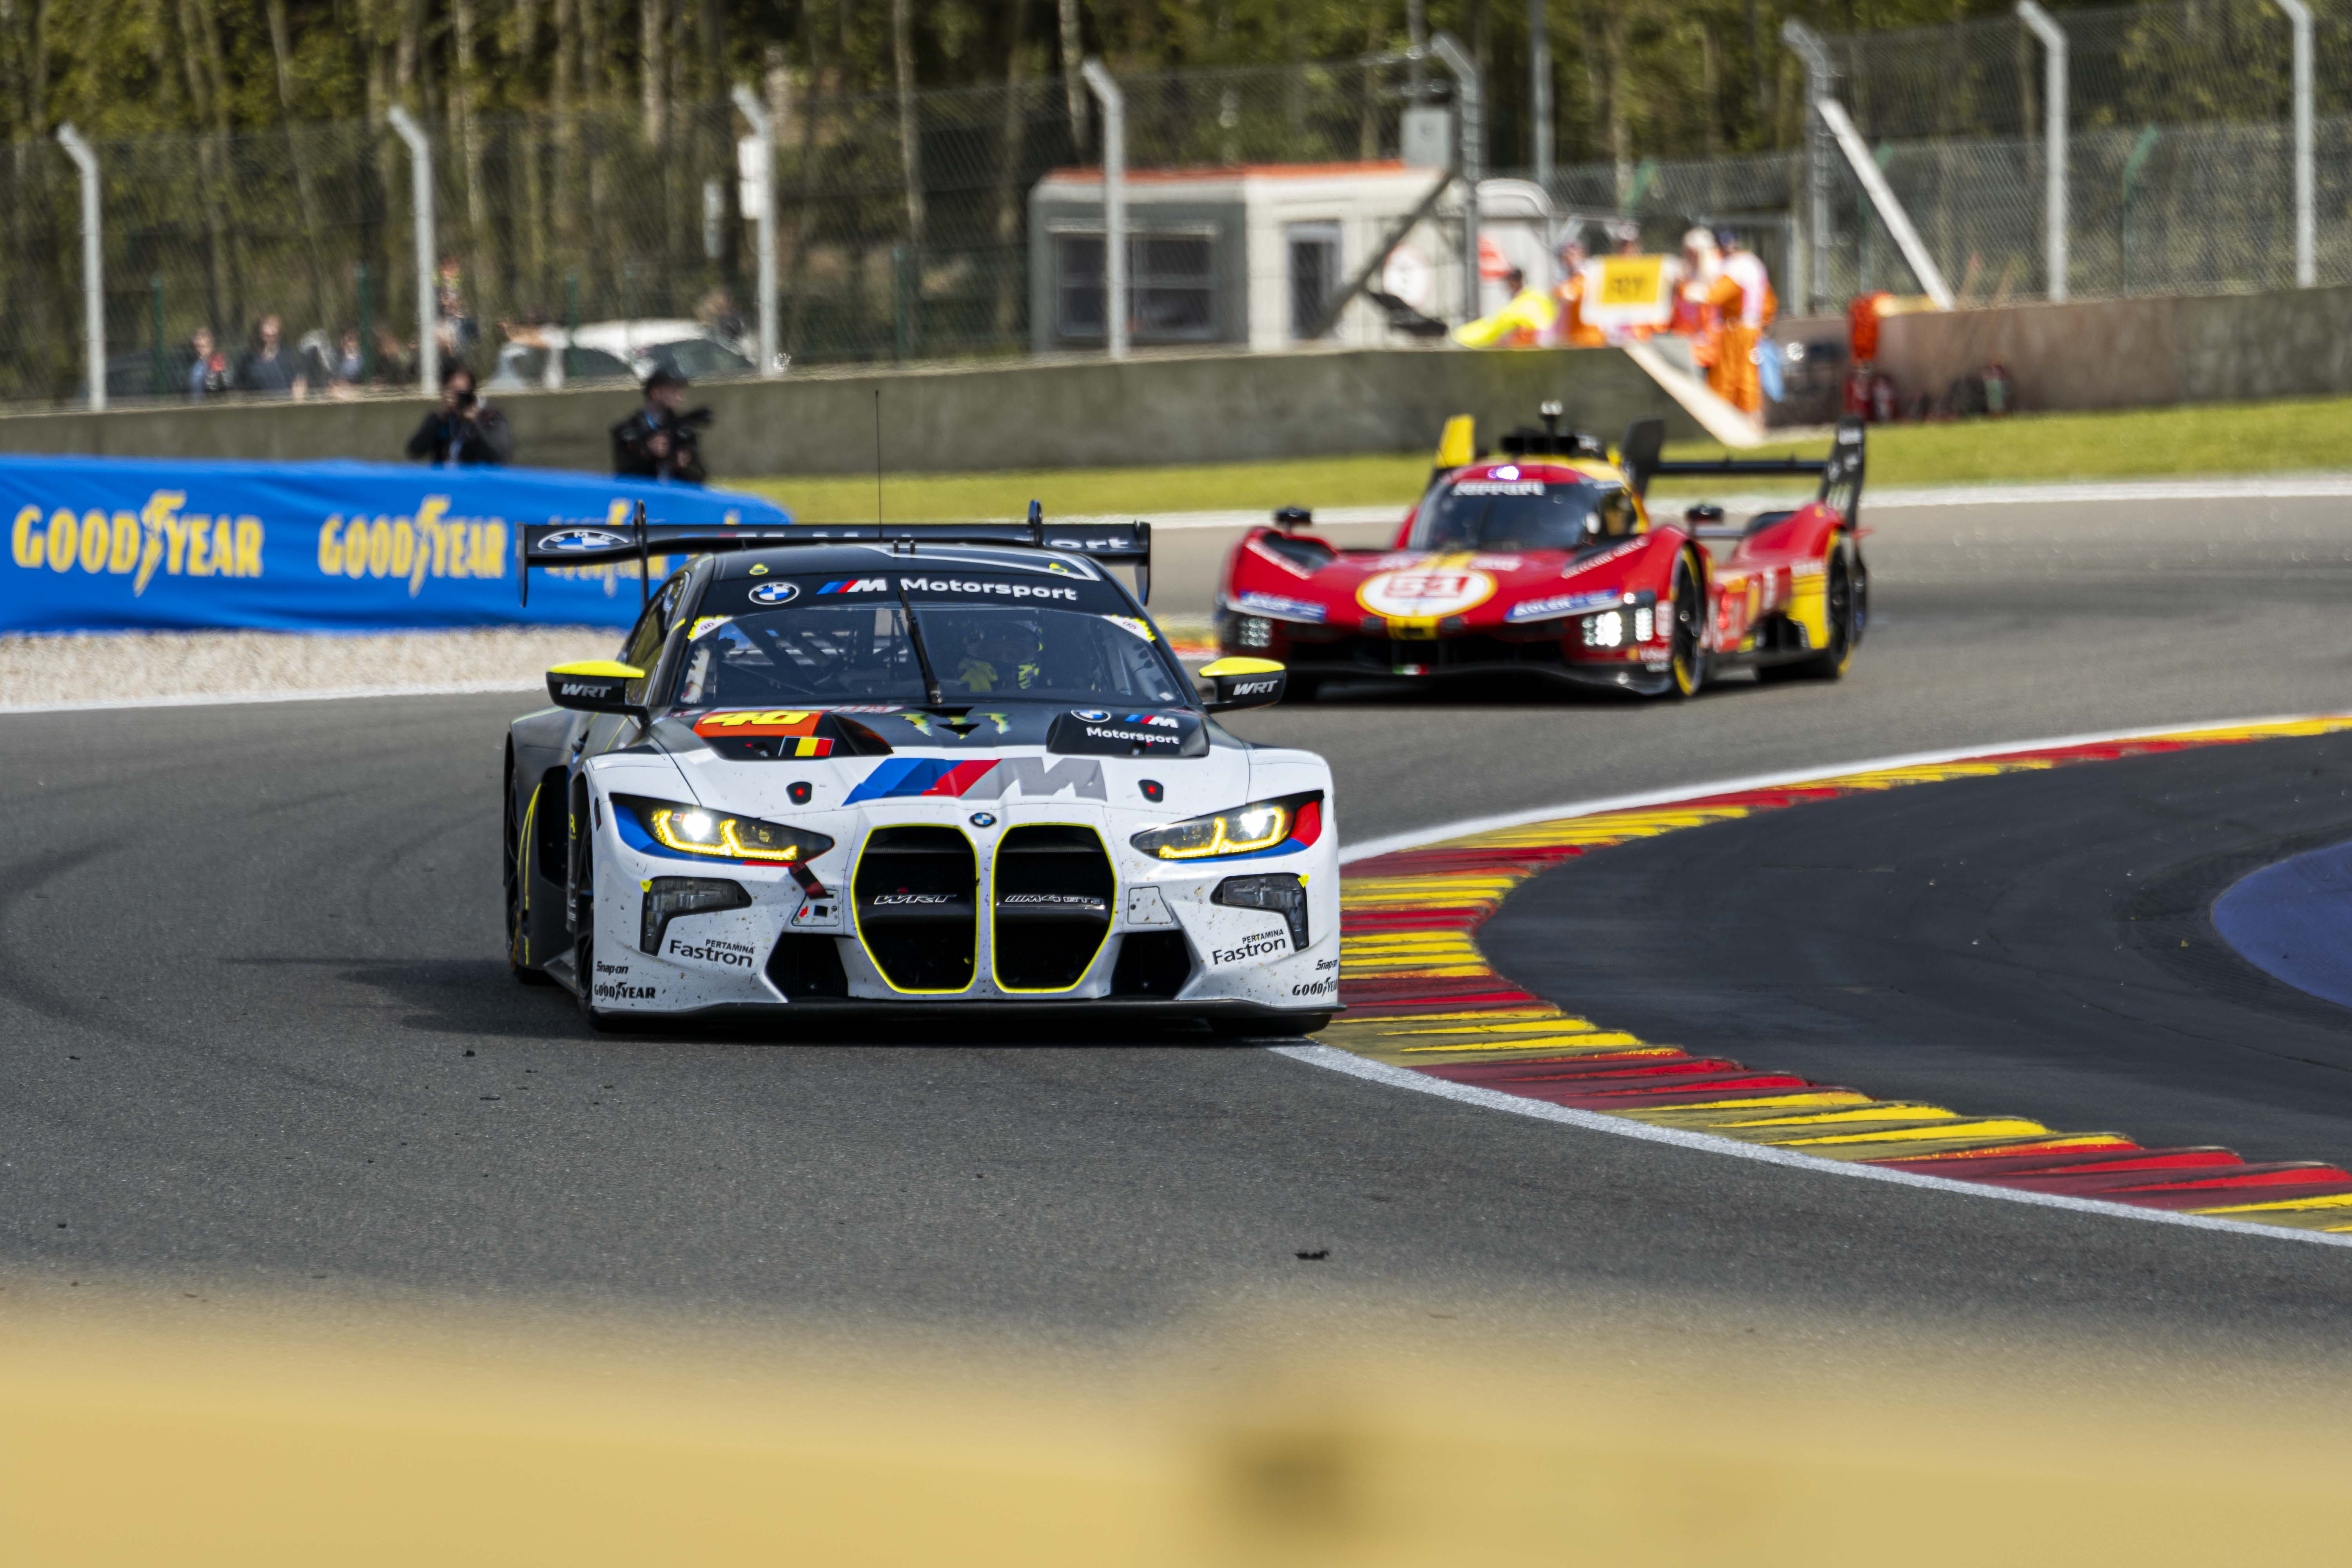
[1131,800,1292,860]
[649,806,806,862]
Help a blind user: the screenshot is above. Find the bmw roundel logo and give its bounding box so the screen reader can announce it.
[542,527,629,552]
[748,581,801,605]
[968,812,997,828]
[1072,708,1111,722]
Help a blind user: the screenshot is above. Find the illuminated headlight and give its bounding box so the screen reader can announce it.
[1235,615,1275,649]
[1634,607,1655,642]
[1131,792,1324,861]
[1580,610,1626,648]
[620,794,835,864]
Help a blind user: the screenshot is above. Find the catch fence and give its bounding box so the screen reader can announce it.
[0,7,2343,412]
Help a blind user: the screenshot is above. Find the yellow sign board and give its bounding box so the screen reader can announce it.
[1583,255,1673,328]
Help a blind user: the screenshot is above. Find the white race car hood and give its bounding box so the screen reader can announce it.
[648,703,1258,824]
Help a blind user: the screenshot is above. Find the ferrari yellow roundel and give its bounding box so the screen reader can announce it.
[1357,568,1497,620]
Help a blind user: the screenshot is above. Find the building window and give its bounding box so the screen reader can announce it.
[1288,221,1342,339]
[1055,231,1217,342]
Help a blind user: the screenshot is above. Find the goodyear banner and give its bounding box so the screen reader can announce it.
[0,456,792,634]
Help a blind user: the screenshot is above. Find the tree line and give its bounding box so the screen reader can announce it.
[2,0,2046,165]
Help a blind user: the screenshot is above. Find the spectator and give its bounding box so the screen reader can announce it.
[610,368,708,485]
[187,327,232,400]
[1712,230,1777,416]
[404,363,514,467]
[325,328,367,400]
[1552,236,1604,347]
[372,325,415,387]
[436,257,478,362]
[695,286,746,347]
[239,315,309,399]
[1450,268,1558,350]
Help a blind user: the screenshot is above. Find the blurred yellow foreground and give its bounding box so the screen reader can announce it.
[7,1287,2348,1566]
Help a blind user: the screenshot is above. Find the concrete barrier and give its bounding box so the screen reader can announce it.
[0,346,1702,479]
[1875,281,2352,414]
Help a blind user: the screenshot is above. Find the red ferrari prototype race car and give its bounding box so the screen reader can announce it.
[1214,412,1868,699]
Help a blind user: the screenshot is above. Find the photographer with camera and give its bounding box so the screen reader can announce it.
[610,367,710,486]
[404,363,514,467]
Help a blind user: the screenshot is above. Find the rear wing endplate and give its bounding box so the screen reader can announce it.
[519,499,1154,606]
[1618,416,1867,527]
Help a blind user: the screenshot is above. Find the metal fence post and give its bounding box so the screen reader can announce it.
[1815,101,1956,309]
[2275,0,2315,288]
[149,275,165,398]
[1428,32,1482,322]
[2016,3,2068,303]
[54,124,103,412]
[1779,21,1833,316]
[1528,0,1553,198]
[1080,58,1127,360]
[2120,125,2159,296]
[730,84,782,375]
[386,106,438,394]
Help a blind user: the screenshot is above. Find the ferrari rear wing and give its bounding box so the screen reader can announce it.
[519,500,1153,606]
[1619,416,1867,527]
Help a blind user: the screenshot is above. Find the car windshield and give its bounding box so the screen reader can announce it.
[672,602,1187,708]
[1409,474,1617,552]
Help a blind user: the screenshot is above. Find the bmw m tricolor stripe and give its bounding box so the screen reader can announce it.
[842,756,1111,803]
[843,758,1002,802]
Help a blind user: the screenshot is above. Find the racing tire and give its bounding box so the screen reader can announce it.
[1775,553,1858,681]
[573,935,632,1033]
[569,837,632,1033]
[1666,552,1707,699]
[504,782,555,987]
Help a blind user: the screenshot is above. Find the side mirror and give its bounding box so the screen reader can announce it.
[546,660,647,715]
[1198,656,1287,713]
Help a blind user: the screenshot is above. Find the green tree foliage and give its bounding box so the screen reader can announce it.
[0,0,2065,162]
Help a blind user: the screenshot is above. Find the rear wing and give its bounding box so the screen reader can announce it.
[1618,416,1867,528]
[519,500,1154,606]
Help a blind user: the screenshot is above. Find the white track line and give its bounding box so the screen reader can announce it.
[1314,710,2352,1250]
[1275,1045,2352,1249]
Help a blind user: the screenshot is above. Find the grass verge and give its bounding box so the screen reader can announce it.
[737,394,2352,519]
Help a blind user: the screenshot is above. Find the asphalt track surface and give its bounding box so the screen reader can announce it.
[9,492,2352,1360]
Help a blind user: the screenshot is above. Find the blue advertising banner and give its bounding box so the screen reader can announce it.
[0,456,793,634]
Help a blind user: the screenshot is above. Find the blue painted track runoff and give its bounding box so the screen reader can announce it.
[2212,840,2352,1013]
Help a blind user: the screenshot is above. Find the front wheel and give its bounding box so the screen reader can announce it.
[1666,552,1707,699]
[505,780,555,986]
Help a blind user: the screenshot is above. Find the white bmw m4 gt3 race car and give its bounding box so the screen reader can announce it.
[503,514,1338,1035]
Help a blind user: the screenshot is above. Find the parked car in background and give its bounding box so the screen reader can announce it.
[485,320,753,392]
